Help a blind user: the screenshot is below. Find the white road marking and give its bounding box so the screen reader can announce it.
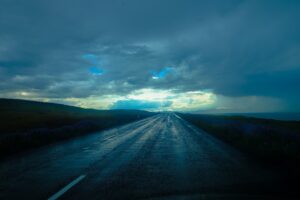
[174,113,183,119]
[48,175,86,200]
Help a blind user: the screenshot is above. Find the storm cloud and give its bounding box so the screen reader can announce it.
[0,0,299,112]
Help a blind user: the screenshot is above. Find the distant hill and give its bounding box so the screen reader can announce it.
[0,98,154,158]
[0,98,152,133]
[236,112,300,121]
[209,112,300,121]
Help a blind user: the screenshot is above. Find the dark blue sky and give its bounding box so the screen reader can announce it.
[0,0,299,112]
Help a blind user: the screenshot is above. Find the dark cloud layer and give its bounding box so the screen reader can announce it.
[0,0,300,111]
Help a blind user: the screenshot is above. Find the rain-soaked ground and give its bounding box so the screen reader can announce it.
[0,113,296,199]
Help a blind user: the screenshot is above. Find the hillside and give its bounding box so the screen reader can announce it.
[0,98,154,158]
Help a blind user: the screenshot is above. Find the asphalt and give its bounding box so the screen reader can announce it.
[0,113,293,200]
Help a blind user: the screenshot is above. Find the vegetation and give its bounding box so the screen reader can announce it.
[178,113,300,170]
[0,98,154,158]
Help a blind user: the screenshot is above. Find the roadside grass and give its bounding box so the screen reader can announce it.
[178,113,300,170]
[0,99,154,158]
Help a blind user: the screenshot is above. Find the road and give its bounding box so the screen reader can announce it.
[0,113,288,199]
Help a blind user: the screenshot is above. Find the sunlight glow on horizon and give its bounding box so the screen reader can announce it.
[2,87,285,113]
[69,88,217,112]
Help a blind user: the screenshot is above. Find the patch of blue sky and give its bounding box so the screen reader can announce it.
[111,99,172,110]
[151,67,173,80]
[89,66,104,76]
[82,54,104,76]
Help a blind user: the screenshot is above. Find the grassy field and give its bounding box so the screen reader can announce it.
[0,98,154,158]
[178,113,300,171]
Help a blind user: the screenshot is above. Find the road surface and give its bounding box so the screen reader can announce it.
[0,113,288,199]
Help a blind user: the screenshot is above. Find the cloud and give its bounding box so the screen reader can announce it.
[82,54,98,65]
[0,0,300,112]
[111,88,215,111]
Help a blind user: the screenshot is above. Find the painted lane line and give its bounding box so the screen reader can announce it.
[48,175,86,200]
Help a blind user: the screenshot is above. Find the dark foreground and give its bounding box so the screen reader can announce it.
[0,114,296,200]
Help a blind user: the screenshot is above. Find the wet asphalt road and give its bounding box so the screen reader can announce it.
[0,113,287,199]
